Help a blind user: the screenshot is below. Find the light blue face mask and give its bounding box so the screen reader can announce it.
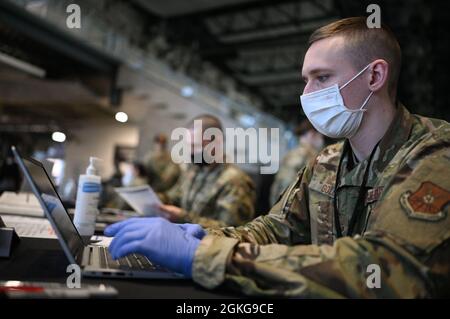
[300,63,373,138]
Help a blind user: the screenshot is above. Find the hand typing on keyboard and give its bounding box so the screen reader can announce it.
[104,217,202,277]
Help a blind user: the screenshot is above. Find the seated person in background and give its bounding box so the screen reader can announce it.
[270,119,324,205]
[145,133,181,192]
[158,114,256,229]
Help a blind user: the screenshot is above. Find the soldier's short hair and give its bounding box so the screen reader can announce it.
[309,17,402,101]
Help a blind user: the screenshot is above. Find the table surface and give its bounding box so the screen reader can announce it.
[0,237,238,299]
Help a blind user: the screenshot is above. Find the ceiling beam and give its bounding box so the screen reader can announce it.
[235,65,301,77]
[215,15,337,40]
[167,0,303,20]
[0,1,120,74]
[201,41,306,58]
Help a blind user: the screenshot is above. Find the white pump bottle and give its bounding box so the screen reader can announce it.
[73,157,102,239]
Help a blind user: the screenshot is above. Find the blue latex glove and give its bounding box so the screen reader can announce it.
[104,217,200,277]
[177,223,206,240]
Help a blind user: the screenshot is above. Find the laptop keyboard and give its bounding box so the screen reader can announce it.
[97,246,167,272]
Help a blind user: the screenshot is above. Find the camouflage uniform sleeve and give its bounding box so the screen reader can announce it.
[269,146,314,206]
[159,162,181,191]
[185,178,257,228]
[193,137,450,297]
[193,232,447,298]
[207,164,313,245]
[158,175,183,206]
[185,215,226,229]
[269,155,291,206]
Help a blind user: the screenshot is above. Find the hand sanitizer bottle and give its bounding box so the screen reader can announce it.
[73,157,102,240]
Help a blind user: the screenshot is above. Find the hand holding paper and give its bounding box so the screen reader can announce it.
[158,204,186,222]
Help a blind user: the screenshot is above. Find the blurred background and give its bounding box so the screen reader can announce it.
[1,0,449,214]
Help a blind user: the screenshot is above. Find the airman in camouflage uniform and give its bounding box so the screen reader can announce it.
[158,115,256,228]
[193,104,450,298]
[188,17,450,298]
[160,163,256,229]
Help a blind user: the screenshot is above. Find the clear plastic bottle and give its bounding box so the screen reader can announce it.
[73,157,102,240]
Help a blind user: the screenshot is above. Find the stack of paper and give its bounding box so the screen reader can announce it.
[0,192,44,217]
[1,215,56,239]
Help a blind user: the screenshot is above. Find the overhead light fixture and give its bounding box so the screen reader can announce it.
[180,86,194,97]
[115,111,128,123]
[239,114,256,127]
[0,52,46,78]
[52,131,66,143]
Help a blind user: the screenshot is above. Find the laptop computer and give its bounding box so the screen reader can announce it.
[11,146,183,279]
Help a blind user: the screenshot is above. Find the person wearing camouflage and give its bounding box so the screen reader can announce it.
[158,115,256,229]
[195,103,449,297]
[189,17,450,298]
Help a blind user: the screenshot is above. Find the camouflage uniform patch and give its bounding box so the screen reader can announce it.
[400,181,449,221]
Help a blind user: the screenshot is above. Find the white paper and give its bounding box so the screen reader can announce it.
[91,235,114,247]
[114,185,163,216]
[1,214,56,239]
[0,192,44,217]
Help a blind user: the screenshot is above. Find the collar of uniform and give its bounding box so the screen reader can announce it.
[338,104,413,188]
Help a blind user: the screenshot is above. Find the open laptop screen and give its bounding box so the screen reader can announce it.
[17,153,84,260]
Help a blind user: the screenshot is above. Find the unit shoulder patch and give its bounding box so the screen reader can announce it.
[400,181,450,221]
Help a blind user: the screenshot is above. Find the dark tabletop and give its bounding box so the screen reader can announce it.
[0,237,238,299]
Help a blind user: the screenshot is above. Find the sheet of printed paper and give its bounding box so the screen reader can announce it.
[1,214,56,239]
[114,185,163,216]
